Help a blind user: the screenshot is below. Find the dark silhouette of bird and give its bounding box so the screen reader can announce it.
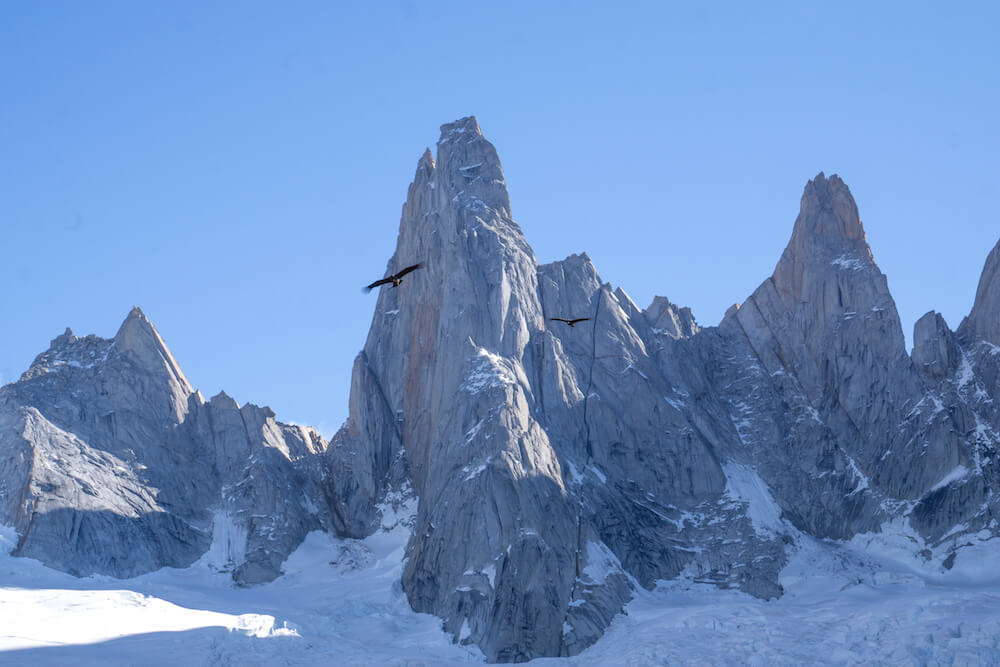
[365,263,423,292]
[550,317,590,327]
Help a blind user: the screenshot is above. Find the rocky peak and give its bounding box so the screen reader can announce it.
[210,390,240,411]
[731,172,945,502]
[20,328,113,382]
[1,306,339,585]
[912,311,961,379]
[114,306,192,394]
[644,296,699,339]
[385,117,538,358]
[793,172,866,242]
[538,252,604,316]
[347,117,545,521]
[721,302,741,322]
[414,147,435,184]
[769,173,882,305]
[434,115,510,218]
[440,115,481,135]
[958,238,1000,346]
[51,327,77,347]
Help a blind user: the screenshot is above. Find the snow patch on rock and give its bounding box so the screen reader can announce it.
[722,463,785,537]
[461,348,516,393]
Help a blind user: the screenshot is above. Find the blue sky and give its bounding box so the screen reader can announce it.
[2,2,997,434]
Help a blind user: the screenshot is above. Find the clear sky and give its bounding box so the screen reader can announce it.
[2,2,998,435]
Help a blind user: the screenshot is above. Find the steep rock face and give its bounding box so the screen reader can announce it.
[959,239,1000,347]
[644,295,699,339]
[911,238,1000,545]
[723,175,969,538]
[337,118,795,661]
[339,123,1000,661]
[0,308,333,582]
[913,311,961,380]
[534,257,787,604]
[334,118,580,661]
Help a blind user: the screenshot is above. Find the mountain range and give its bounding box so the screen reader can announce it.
[2,116,998,662]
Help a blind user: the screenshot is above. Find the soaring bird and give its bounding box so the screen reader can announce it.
[365,263,423,292]
[550,317,590,327]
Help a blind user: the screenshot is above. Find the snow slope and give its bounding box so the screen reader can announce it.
[538,528,1000,665]
[0,501,483,666]
[3,511,1000,665]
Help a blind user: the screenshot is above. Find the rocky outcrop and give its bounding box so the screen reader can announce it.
[0,307,334,582]
[959,239,1000,346]
[913,311,961,380]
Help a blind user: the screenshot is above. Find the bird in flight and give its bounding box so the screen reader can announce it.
[550,317,590,327]
[365,263,424,292]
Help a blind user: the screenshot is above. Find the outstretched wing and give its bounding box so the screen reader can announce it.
[364,262,424,292]
[394,263,423,279]
[569,318,590,325]
[550,317,571,324]
[364,277,393,292]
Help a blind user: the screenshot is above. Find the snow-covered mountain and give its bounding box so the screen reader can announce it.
[333,117,1000,660]
[2,116,1000,662]
[0,308,337,584]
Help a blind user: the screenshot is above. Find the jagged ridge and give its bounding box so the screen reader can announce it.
[0,307,336,583]
[336,121,1000,661]
[2,119,1000,663]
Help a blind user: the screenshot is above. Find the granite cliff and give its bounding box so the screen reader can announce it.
[333,118,1000,660]
[2,117,999,662]
[0,308,334,584]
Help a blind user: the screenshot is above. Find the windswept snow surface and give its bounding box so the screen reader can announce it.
[4,516,1000,665]
[0,514,483,666]
[722,462,786,536]
[536,530,1000,665]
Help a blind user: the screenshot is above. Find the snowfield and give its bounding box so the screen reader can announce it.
[540,531,1000,666]
[3,515,1000,665]
[0,512,483,666]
